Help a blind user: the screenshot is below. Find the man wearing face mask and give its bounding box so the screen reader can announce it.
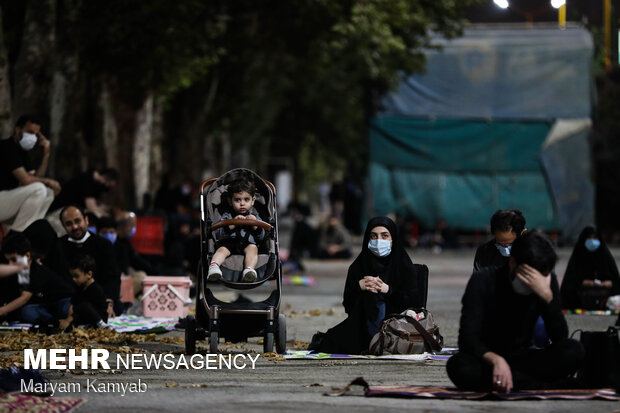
[98,214,152,297]
[447,231,584,392]
[0,115,61,232]
[473,209,526,272]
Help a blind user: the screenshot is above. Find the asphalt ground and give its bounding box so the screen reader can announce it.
[8,247,620,412]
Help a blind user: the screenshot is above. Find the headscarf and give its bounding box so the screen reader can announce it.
[560,226,620,309]
[343,216,418,313]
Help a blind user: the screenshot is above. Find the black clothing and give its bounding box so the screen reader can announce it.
[72,282,108,324]
[0,137,28,190]
[59,234,121,302]
[447,339,584,391]
[49,169,107,211]
[23,219,69,283]
[449,263,583,390]
[560,226,620,310]
[312,216,428,354]
[459,264,566,358]
[473,239,508,272]
[114,237,153,275]
[24,262,73,305]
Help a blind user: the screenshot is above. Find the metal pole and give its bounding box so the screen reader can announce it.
[558,4,566,28]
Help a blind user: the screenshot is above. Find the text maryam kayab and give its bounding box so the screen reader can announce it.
[24,349,261,370]
[22,378,147,397]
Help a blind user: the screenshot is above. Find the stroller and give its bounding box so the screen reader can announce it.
[185,168,286,354]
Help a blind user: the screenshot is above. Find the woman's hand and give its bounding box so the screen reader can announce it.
[359,276,389,293]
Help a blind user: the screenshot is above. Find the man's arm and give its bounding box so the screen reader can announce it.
[12,166,61,195]
[0,290,33,316]
[35,132,51,178]
[482,351,514,393]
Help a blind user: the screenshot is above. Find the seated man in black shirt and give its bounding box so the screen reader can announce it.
[447,230,584,392]
[473,209,526,272]
[0,115,61,232]
[1,233,73,323]
[46,168,118,235]
[58,205,122,318]
[59,254,108,330]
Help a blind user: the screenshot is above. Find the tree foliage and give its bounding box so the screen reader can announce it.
[0,0,481,205]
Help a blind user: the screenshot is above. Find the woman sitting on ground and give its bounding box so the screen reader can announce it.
[560,226,620,310]
[308,216,428,354]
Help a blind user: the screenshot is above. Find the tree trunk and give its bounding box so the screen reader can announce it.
[133,93,154,209]
[150,100,164,204]
[0,7,13,137]
[99,79,119,170]
[12,0,55,124]
[48,0,81,178]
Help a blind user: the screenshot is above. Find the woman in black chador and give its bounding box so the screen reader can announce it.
[308,216,428,354]
[560,226,620,310]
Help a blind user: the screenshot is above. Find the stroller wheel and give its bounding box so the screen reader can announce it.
[185,316,196,355]
[276,314,287,354]
[209,331,219,353]
[263,332,274,353]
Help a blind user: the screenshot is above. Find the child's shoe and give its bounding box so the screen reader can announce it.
[207,263,222,281]
[242,268,257,282]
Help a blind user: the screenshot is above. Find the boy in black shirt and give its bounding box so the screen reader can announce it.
[1,233,72,323]
[59,254,108,330]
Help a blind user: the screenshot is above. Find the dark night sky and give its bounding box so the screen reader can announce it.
[466,0,608,26]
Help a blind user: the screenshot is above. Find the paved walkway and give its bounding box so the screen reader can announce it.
[36,247,620,412]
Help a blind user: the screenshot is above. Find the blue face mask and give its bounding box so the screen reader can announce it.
[368,239,392,257]
[87,226,97,234]
[495,243,511,258]
[100,232,117,244]
[585,238,601,252]
[128,226,137,239]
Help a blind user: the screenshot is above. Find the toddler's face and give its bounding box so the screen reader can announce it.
[70,268,92,288]
[229,191,255,214]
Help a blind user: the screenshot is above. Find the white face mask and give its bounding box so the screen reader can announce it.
[19,132,38,151]
[368,239,392,257]
[15,255,30,285]
[495,243,512,258]
[510,268,533,295]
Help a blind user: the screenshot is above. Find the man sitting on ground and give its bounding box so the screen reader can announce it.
[447,231,584,392]
[58,205,122,318]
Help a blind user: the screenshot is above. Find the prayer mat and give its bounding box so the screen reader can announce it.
[0,323,31,331]
[563,309,620,315]
[284,349,457,361]
[0,393,85,412]
[106,315,177,333]
[282,275,316,286]
[325,377,619,401]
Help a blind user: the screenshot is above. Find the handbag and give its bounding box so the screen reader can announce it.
[576,326,620,388]
[368,308,443,355]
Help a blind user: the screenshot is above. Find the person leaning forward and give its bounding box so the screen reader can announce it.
[0,115,61,232]
[447,230,584,392]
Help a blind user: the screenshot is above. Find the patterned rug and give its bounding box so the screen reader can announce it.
[106,315,178,333]
[326,377,620,401]
[563,309,620,315]
[284,349,457,361]
[0,393,85,412]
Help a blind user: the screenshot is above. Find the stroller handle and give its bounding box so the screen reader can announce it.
[211,218,273,232]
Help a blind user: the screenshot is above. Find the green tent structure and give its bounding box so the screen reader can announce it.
[367,25,594,239]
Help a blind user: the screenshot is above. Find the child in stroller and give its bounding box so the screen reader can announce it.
[207,179,266,283]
